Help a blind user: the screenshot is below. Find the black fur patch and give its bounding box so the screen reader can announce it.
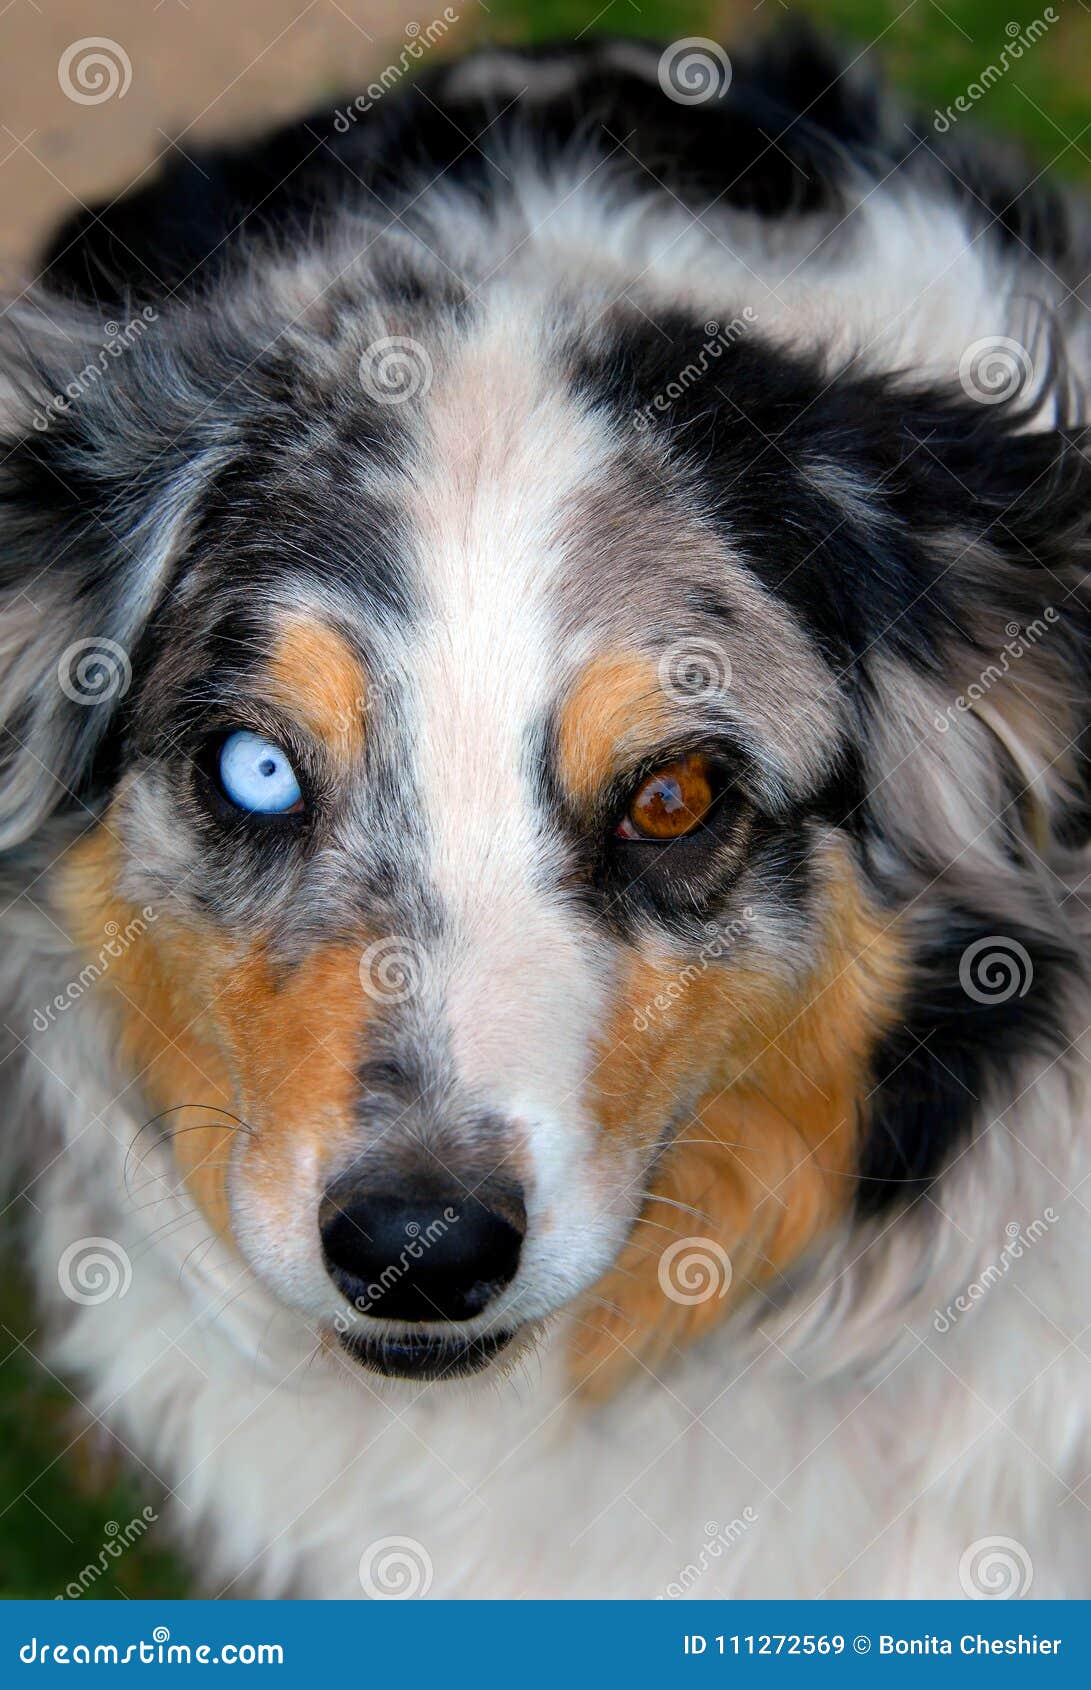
[858,911,1078,1215]
[35,28,914,312]
[572,307,1091,690]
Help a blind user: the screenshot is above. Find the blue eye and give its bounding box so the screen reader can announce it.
[218,731,303,815]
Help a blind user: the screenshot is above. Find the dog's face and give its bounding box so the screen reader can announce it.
[2,253,1088,1384]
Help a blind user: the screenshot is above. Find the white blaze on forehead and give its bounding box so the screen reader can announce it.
[403,301,613,1110]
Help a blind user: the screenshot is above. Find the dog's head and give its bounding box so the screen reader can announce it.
[3,235,1088,1384]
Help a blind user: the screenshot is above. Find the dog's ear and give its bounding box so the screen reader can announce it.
[847,389,1091,1217]
[855,377,1091,864]
[0,299,220,849]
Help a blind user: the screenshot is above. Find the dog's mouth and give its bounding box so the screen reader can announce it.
[337,1325,514,1380]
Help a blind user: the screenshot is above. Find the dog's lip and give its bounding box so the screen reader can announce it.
[337,1325,514,1381]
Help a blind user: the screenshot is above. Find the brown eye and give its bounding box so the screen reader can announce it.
[617,754,714,841]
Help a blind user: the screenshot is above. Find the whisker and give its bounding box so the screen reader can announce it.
[124,1104,256,1203]
[177,1233,220,1286]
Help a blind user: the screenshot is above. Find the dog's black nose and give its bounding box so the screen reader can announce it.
[320,1183,525,1322]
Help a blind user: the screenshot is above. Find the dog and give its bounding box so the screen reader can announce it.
[1,27,1089,1599]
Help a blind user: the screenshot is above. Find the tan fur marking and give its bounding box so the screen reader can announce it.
[571,853,907,1396]
[557,651,673,803]
[56,826,369,1243]
[267,617,368,756]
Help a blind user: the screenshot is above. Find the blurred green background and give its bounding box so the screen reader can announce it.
[2,0,1088,1602]
[493,0,1091,178]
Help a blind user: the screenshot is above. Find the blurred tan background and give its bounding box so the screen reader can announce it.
[0,0,474,283]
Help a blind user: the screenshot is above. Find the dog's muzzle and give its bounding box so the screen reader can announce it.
[320,1170,526,1379]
